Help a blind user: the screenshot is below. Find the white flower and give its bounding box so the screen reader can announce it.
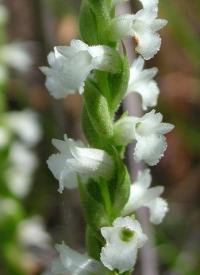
[5,109,42,147]
[127,56,159,110]
[0,42,32,72]
[100,217,147,273]
[18,216,51,250]
[41,39,121,99]
[133,110,174,165]
[6,142,38,198]
[47,242,105,275]
[123,169,169,224]
[110,0,167,59]
[114,110,174,165]
[47,135,114,192]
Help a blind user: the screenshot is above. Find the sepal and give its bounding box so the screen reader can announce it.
[82,106,105,149]
[79,1,98,45]
[86,226,103,260]
[110,148,131,216]
[81,0,113,45]
[108,54,129,114]
[78,177,110,229]
[83,79,113,142]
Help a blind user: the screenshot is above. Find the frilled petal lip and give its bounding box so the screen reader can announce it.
[100,243,138,274]
[146,197,169,224]
[100,217,147,273]
[135,134,168,166]
[134,30,161,60]
[128,81,159,110]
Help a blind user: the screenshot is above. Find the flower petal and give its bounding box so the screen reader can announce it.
[135,30,161,60]
[132,80,159,110]
[41,44,92,98]
[88,45,121,73]
[139,0,159,10]
[48,136,114,191]
[101,244,137,274]
[146,198,169,224]
[69,141,114,179]
[157,123,175,134]
[151,19,168,31]
[53,243,105,275]
[100,217,147,273]
[134,135,167,166]
[47,153,66,182]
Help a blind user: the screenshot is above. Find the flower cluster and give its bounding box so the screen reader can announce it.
[42,0,174,274]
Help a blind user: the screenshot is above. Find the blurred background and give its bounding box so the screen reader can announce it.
[0,0,199,274]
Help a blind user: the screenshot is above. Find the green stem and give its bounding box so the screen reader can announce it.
[108,271,131,275]
[109,271,119,275]
[0,84,7,113]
